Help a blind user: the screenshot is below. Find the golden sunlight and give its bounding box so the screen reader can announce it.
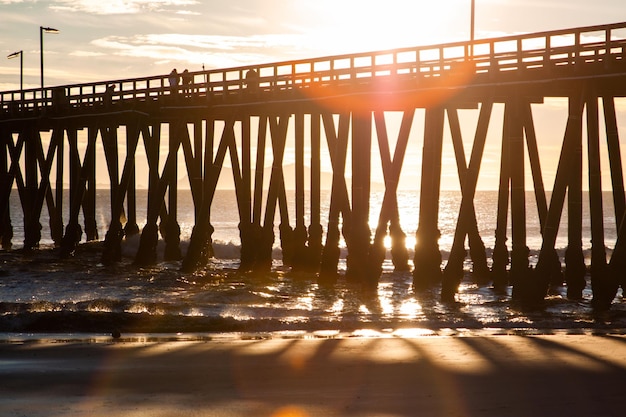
[301,0,471,53]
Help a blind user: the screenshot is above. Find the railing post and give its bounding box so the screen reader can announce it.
[439,46,444,75]
[605,28,612,69]
[416,49,421,75]
[489,41,496,78]
[517,39,523,72]
[573,30,581,68]
[544,35,551,73]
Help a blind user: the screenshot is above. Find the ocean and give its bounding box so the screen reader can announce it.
[0,189,625,339]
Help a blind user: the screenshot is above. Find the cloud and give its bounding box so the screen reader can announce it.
[70,50,106,57]
[91,33,310,69]
[49,0,198,15]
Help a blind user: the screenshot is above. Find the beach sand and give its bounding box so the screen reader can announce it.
[1,334,625,417]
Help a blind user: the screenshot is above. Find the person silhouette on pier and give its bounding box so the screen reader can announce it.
[181,69,192,95]
[103,84,115,108]
[168,69,180,94]
[245,68,260,96]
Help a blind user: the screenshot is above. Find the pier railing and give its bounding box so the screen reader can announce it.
[2,21,626,115]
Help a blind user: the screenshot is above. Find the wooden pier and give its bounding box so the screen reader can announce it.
[2,22,626,309]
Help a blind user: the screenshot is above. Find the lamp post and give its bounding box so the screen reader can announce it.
[470,0,475,44]
[40,26,59,99]
[7,50,23,93]
[470,0,475,56]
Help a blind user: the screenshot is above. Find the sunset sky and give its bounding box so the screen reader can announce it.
[1,1,626,191]
[1,0,625,90]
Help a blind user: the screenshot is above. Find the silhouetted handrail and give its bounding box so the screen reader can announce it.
[2,21,626,115]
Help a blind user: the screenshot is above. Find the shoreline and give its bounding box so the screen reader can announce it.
[2,326,626,345]
[1,333,625,417]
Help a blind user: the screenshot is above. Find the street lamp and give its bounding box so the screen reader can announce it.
[470,0,475,44]
[40,26,59,92]
[7,50,23,92]
[470,0,475,57]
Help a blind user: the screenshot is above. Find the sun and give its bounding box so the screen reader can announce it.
[297,0,471,55]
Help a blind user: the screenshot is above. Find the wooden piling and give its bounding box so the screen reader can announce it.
[83,126,98,242]
[23,126,41,250]
[413,106,445,289]
[586,91,607,299]
[531,94,585,304]
[491,106,511,291]
[447,107,490,283]
[98,120,137,264]
[292,111,309,271]
[256,115,290,272]
[593,96,624,308]
[370,110,412,281]
[320,112,351,279]
[508,99,530,296]
[603,97,626,229]
[132,122,160,265]
[163,122,182,261]
[442,101,493,301]
[0,127,12,249]
[564,94,587,299]
[346,112,372,283]
[52,126,64,246]
[308,111,323,271]
[60,125,99,258]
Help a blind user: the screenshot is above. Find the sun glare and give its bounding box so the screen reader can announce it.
[303,0,469,54]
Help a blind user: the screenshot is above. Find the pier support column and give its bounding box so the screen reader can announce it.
[34,127,62,250]
[492,108,511,291]
[604,96,626,227]
[124,123,142,238]
[101,125,122,262]
[523,102,562,287]
[83,126,98,242]
[0,128,13,250]
[23,127,42,250]
[307,112,323,271]
[51,127,64,246]
[60,127,98,258]
[66,127,83,247]
[181,119,210,271]
[292,112,309,271]
[320,113,351,280]
[239,116,266,272]
[238,116,255,266]
[532,94,585,304]
[182,118,219,272]
[447,106,491,284]
[564,95,587,298]
[236,118,254,272]
[593,97,623,308]
[203,118,216,259]
[135,123,164,265]
[254,116,289,272]
[102,122,139,263]
[163,122,182,261]
[586,92,607,300]
[442,102,493,301]
[124,155,140,237]
[346,112,372,283]
[369,110,412,283]
[413,106,444,289]
[508,99,531,297]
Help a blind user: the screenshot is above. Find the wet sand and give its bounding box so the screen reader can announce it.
[1,334,625,417]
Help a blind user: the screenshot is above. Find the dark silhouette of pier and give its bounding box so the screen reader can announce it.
[2,22,626,309]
